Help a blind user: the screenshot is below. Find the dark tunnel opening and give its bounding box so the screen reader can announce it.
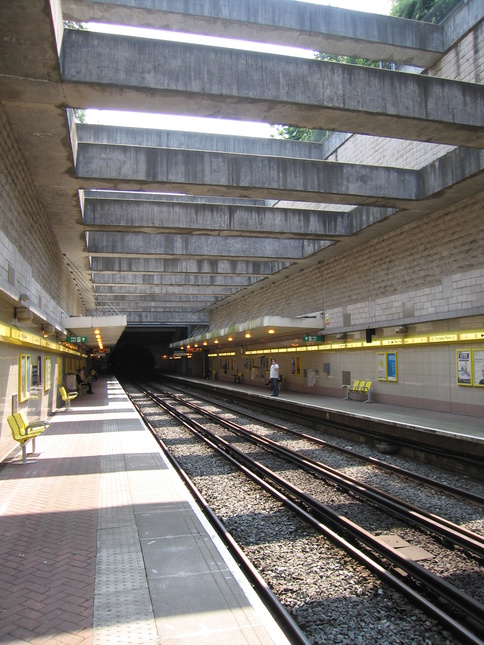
[108,343,156,379]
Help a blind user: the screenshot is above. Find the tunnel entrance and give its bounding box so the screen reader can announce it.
[108,343,155,379]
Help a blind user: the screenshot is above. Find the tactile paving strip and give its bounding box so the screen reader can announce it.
[93,419,158,645]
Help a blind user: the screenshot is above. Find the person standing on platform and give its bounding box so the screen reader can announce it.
[270,358,280,397]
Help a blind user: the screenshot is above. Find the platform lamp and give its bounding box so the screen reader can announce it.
[42,324,56,336]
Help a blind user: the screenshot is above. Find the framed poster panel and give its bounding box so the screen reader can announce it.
[472,349,484,387]
[44,357,52,392]
[456,350,472,386]
[19,354,31,402]
[377,352,387,381]
[387,352,398,382]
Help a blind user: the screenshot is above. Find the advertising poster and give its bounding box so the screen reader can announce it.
[473,349,484,387]
[457,350,472,385]
[377,352,387,380]
[387,352,398,382]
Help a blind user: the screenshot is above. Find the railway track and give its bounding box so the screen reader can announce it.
[161,375,484,479]
[125,382,484,645]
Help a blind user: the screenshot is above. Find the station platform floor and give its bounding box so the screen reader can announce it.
[168,375,484,442]
[0,377,291,645]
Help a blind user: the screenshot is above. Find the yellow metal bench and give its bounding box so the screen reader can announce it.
[7,413,50,464]
[342,380,373,403]
[59,386,78,410]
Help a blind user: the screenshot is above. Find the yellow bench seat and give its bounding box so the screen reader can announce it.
[59,386,78,410]
[7,412,50,463]
[342,380,373,402]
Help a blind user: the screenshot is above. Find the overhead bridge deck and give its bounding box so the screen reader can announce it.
[161,375,484,480]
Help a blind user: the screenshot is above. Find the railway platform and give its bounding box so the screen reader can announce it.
[163,374,484,478]
[0,376,290,645]
[168,375,484,440]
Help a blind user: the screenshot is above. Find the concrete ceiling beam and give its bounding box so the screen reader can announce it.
[86,231,330,260]
[92,273,257,287]
[61,0,445,67]
[82,198,353,238]
[75,144,419,208]
[89,257,290,275]
[61,31,484,148]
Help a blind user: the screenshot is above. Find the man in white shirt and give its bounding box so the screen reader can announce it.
[270,358,279,397]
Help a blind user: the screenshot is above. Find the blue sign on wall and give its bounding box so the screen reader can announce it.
[387,352,397,382]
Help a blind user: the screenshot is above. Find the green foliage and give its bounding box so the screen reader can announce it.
[390,0,439,20]
[274,126,316,141]
[73,109,86,123]
[315,52,393,70]
[64,20,86,30]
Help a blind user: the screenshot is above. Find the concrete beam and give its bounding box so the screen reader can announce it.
[92,274,257,287]
[126,312,210,325]
[61,0,445,67]
[82,197,352,238]
[61,31,484,148]
[86,232,329,260]
[419,147,484,200]
[83,190,275,208]
[90,257,290,275]
[76,144,419,208]
[77,124,337,161]
[94,285,240,296]
[95,298,234,308]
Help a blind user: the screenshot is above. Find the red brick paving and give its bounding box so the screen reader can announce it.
[0,427,100,645]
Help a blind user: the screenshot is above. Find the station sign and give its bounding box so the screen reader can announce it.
[303,335,324,342]
[429,334,458,343]
[66,336,87,343]
[460,331,484,340]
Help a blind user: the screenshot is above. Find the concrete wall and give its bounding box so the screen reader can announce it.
[210,192,484,330]
[0,103,86,460]
[208,22,484,416]
[209,234,484,409]
[0,104,84,323]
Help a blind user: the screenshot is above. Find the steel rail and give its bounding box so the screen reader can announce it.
[164,376,483,471]
[138,386,484,645]
[128,389,310,645]
[161,379,484,504]
[165,389,484,555]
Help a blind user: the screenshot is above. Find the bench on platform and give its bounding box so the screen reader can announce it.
[233,372,244,383]
[7,412,50,463]
[342,380,373,403]
[59,386,78,410]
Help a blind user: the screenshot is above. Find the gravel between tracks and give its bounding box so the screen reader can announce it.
[129,386,484,645]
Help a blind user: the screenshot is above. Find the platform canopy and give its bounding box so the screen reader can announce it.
[63,315,127,350]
